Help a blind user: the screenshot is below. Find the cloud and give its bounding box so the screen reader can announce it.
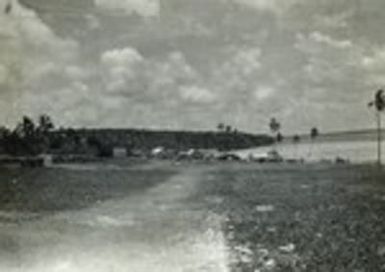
[95,0,159,17]
[234,0,301,14]
[4,0,385,132]
[211,47,262,92]
[101,47,143,67]
[179,85,216,104]
[307,31,352,49]
[101,47,144,93]
[294,31,361,86]
[254,86,276,101]
[0,0,80,125]
[100,48,198,101]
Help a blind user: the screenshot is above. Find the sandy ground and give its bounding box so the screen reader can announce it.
[0,161,384,271]
[0,162,229,272]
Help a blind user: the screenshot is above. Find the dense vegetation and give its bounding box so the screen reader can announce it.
[51,128,274,155]
[0,115,273,157]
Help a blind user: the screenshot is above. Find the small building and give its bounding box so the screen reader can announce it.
[39,154,53,167]
[217,152,242,161]
[151,146,165,156]
[177,149,204,160]
[112,147,127,158]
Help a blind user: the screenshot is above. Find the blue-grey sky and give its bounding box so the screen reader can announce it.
[0,0,383,133]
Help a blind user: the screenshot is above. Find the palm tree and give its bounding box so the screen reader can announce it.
[217,123,225,132]
[308,127,319,161]
[15,116,36,138]
[310,127,319,140]
[269,118,281,135]
[37,114,54,153]
[293,135,301,143]
[38,114,54,134]
[269,118,281,153]
[368,89,385,166]
[276,132,283,142]
[269,117,281,142]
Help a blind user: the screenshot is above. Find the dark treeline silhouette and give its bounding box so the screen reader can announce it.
[0,115,54,156]
[0,115,273,157]
[53,128,273,156]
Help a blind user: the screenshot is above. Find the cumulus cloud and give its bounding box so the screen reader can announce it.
[179,86,216,104]
[0,0,80,125]
[100,48,198,101]
[294,31,362,86]
[4,0,385,132]
[101,47,144,93]
[254,86,276,101]
[234,0,301,14]
[95,0,159,17]
[101,48,143,67]
[306,31,352,49]
[212,47,262,91]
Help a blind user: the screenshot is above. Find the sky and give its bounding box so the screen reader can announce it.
[0,0,384,134]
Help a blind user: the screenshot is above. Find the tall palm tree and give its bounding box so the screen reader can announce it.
[269,118,280,133]
[15,116,35,138]
[38,114,54,134]
[269,118,281,139]
[269,118,281,152]
[217,123,225,132]
[368,89,385,166]
[310,127,319,140]
[308,127,319,161]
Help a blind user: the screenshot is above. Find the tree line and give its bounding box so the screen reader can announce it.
[0,115,275,157]
[0,115,54,156]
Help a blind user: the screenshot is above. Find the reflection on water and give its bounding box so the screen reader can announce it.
[240,140,382,163]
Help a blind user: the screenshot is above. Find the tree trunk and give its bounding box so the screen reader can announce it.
[377,110,382,167]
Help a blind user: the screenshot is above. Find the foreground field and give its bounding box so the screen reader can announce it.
[0,161,384,271]
[197,163,385,271]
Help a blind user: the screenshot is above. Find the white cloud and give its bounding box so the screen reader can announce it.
[254,86,276,100]
[313,11,351,29]
[95,0,159,17]
[3,0,382,132]
[0,0,80,125]
[309,32,352,49]
[85,14,101,30]
[234,0,301,14]
[101,47,144,93]
[295,32,360,85]
[101,47,143,68]
[212,47,262,92]
[180,86,216,104]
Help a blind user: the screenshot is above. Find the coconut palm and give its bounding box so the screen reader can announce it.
[38,114,54,134]
[308,127,319,161]
[225,125,232,133]
[368,89,385,166]
[217,123,225,132]
[269,118,281,135]
[310,127,319,140]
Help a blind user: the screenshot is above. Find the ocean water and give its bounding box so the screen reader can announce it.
[240,140,384,163]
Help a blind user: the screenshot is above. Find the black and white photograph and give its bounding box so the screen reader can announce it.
[1,0,385,271]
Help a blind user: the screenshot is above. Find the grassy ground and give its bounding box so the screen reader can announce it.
[0,164,174,213]
[193,163,385,271]
[1,161,385,271]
